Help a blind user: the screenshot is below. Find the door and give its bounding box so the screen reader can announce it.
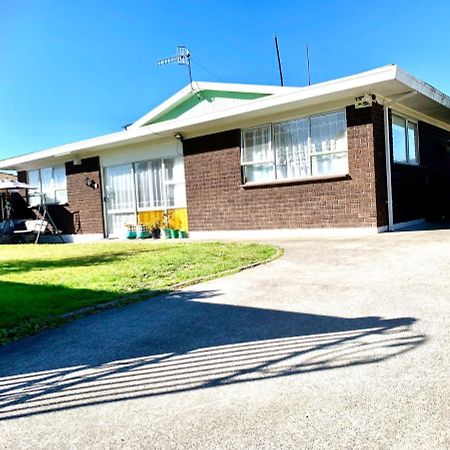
[103,164,136,237]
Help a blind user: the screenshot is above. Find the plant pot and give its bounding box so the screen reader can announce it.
[179,230,187,239]
[124,224,137,239]
[136,225,150,239]
[151,228,161,239]
[170,229,179,239]
[163,228,171,239]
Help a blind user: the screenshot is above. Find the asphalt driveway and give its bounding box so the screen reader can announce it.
[0,229,449,449]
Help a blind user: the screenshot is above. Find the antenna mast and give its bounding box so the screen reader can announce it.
[306,44,311,86]
[274,33,284,86]
[157,46,193,89]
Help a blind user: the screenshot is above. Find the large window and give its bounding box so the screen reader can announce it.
[135,157,186,210]
[27,166,68,206]
[392,114,419,165]
[242,110,348,183]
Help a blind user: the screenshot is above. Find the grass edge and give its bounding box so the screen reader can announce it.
[0,245,284,346]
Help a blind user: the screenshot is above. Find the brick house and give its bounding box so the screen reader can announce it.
[0,64,449,240]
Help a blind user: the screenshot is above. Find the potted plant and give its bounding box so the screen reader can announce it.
[124,223,137,239]
[151,221,161,239]
[136,223,150,239]
[162,210,172,239]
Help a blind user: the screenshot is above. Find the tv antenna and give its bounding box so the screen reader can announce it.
[157,46,193,89]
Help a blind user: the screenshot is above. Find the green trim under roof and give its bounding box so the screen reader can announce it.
[149,90,269,124]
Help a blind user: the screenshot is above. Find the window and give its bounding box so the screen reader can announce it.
[27,166,68,205]
[134,157,186,210]
[135,160,163,209]
[242,110,348,184]
[392,113,419,165]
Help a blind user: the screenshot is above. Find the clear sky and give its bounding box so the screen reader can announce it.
[0,0,449,161]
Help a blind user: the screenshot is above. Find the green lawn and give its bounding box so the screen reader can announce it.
[0,241,279,343]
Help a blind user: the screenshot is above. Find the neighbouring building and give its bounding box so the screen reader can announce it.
[0,171,18,221]
[0,64,449,240]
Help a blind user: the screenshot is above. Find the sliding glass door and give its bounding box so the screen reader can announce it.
[103,157,186,237]
[104,164,136,237]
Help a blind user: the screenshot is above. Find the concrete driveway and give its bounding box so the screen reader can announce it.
[0,229,449,449]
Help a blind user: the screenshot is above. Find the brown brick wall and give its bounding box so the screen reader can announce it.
[183,105,381,231]
[65,157,104,234]
[16,157,105,235]
[391,119,450,223]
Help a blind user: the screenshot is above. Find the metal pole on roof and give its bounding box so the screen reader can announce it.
[306,44,311,86]
[274,33,284,87]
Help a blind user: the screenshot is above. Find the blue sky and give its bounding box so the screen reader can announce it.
[1,0,449,160]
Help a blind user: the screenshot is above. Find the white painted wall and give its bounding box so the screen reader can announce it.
[100,139,183,168]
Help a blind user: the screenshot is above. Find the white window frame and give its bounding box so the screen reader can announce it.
[241,109,348,184]
[392,112,420,166]
[241,125,274,166]
[134,156,186,212]
[27,165,68,205]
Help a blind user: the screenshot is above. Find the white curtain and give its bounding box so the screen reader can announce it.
[53,166,68,203]
[273,118,310,179]
[136,160,162,209]
[310,111,348,176]
[27,170,41,206]
[242,110,348,182]
[242,125,275,182]
[135,157,186,209]
[40,168,54,203]
[105,164,134,212]
[163,157,186,208]
[242,125,272,163]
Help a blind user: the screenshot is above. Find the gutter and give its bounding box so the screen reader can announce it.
[383,104,394,231]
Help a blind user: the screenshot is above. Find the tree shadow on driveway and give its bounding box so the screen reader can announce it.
[0,288,426,421]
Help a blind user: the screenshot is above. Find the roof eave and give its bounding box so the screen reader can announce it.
[1,64,449,171]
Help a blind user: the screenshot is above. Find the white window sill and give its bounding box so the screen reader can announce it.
[242,173,350,188]
[137,205,187,212]
[29,202,68,207]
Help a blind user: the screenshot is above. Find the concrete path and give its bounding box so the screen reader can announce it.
[0,229,449,449]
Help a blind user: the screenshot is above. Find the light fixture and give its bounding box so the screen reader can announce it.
[174,133,184,141]
[85,177,98,189]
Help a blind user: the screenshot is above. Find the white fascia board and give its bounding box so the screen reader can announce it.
[395,66,450,109]
[137,65,401,133]
[0,65,401,170]
[0,127,157,170]
[129,84,197,130]
[2,64,449,170]
[128,81,299,130]
[193,81,299,94]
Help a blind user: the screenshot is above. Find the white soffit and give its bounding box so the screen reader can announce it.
[1,64,449,170]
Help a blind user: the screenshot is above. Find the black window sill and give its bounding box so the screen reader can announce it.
[393,162,426,169]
